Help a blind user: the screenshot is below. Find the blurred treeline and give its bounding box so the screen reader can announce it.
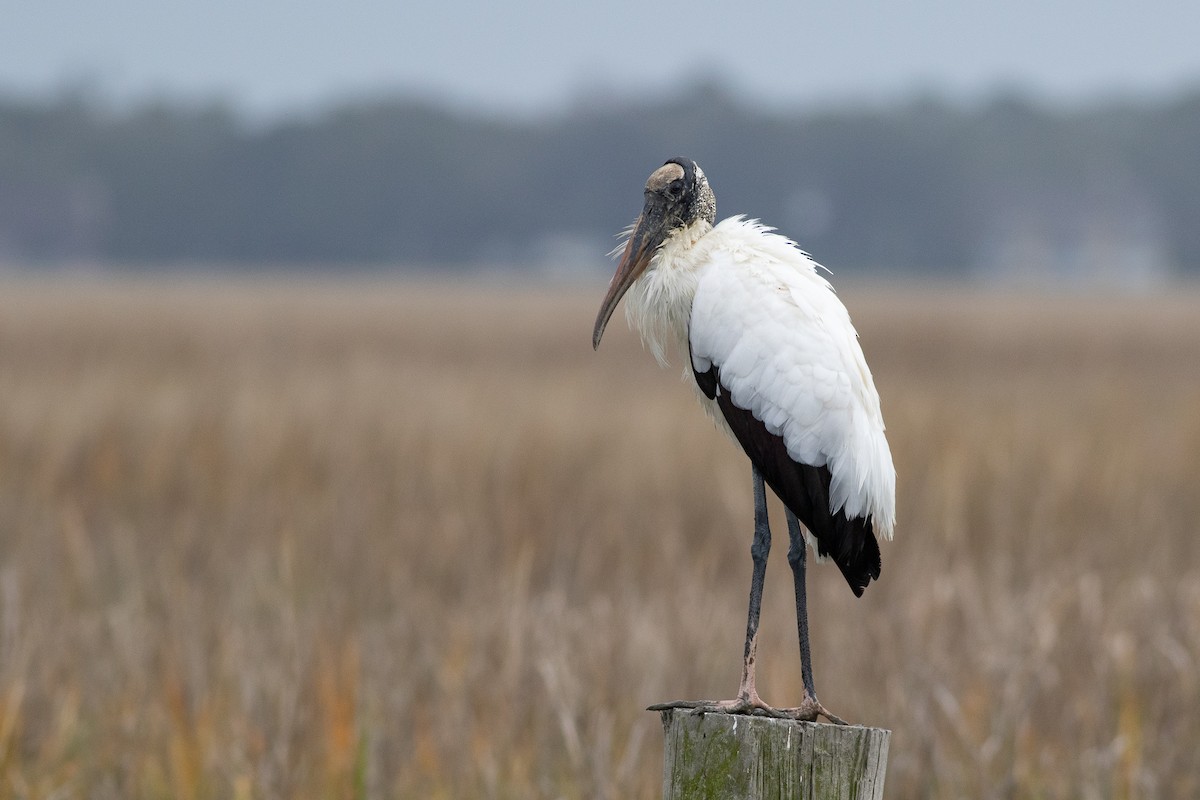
[2,82,1199,281]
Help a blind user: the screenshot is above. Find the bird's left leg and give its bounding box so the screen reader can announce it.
[649,466,789,717]
[778,511,848,725]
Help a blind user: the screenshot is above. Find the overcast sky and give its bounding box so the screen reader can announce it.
[6,0,1200,117]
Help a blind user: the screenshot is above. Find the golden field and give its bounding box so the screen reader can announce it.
[1,278,1199,799]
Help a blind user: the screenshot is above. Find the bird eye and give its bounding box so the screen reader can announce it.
[667,180,685,197]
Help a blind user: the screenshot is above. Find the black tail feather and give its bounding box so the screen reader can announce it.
[700,363,882,596]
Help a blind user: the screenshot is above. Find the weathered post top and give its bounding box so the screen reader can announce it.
[660,710,890,800]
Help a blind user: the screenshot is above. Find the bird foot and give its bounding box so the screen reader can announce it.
[776,696,849,726]
[648,695,788,718]
[649,694,848,725]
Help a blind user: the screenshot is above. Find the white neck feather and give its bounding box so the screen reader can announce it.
[623,221,712,367]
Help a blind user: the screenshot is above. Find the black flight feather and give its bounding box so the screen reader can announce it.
[691,357,881,596]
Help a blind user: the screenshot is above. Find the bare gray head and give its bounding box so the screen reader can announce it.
[643,157,717,232]
[592,158,716,349]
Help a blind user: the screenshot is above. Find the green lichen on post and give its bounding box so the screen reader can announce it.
[665,709,747,798]
[660,710,890,800]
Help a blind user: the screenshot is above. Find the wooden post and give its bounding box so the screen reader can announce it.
[659,710,890,800]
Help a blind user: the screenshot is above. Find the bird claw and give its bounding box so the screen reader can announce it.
[776,699,849,726]
[648,698,777,717]
[649,698,748,714]
[648,696,848,725]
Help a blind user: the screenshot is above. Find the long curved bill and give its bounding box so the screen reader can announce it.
[592,210,666,350]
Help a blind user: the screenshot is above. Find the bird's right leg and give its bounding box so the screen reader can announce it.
[778,511,848,725]
[648,466,784,716]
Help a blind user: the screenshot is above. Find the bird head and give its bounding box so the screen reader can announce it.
[592,157,716,349]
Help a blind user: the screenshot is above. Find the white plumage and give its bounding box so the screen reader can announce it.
[624,214,896,541]
[592,157,894,722]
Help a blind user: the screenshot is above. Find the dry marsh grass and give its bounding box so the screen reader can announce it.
[1,278,1199,799]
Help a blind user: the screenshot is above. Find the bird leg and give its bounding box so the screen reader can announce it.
[649,467,788,718]
[777,511,848,725]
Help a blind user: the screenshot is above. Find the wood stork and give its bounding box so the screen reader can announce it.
[592,158,895,724]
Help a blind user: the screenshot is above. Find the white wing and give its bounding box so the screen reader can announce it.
[689,218,896,539]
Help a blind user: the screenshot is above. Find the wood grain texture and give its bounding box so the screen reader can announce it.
[660,710,889,800]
